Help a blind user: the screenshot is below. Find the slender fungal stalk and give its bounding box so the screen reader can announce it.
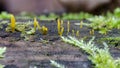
[34,17,37,30]
[67,21,70,35]
[59,27,64,36]
[92,29,94,35]
[72,30,75,36]
[10,14,16,32]
[90,29,94,35]
[36,20,41,31]
[80,21,83,28]
[41,26,48,35]
[76,30,79,36]
[57,19,64,36]
[57,19,61,34]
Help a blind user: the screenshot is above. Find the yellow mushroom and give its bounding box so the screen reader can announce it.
[33,17,37,30]
[59,27,64,36]
[72,30,75,36]
[41,26,48,35]
[57,18,61,34]
[67,21,70,35]
[57,19,64,36]
[76,30,80,36]
[90,29,94,35]
[36,21,41,31]
[92,29,94,35]
[10,14,16,32]
[80,21,83,28]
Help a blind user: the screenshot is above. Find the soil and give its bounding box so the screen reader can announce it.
[0,19,120,68]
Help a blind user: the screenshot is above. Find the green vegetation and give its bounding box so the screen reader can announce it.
[62,12,93,20]
[0,8,120,20]
[0,47,6,68]
[0,11,93,20]
[0,8,119,40]
[0,47,6,58]
[0,8,120,68]
[1,8,120,35]
[113,8,120,17]
[5,15,48,40]
[18,12,93,20]
[86,15,120,34]
[50,60,65,68]
[82,8,120,34]
[39,13,58,20]
[61,36,120,68]
[0,8,120,40]
[6,20,36,40]
[0,8,120,35]
[0,12,11,19]
[100,37,120,46]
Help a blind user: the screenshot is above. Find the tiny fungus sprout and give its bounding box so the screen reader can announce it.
[90,29,94,35]
[33,17,48,35]
[57,18,61,34]
[80,21,83,28]
[57,18,64,36]
[33,17,42,34]
[72,30,75,36]
[89,30,92,35]
[35,20,41,30]
[67,21,70,35]
[76,30,79,36]
[33,18,48,35]
[41,26,48,35]
[58,27,64,36]
[92,29,94,35]
[10,14,16,32]
[33,17,37,30]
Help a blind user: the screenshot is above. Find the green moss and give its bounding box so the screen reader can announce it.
[100,37,120,46]
[0,21,8,29]
[26,28,35,35]
[5,21,36,40]
[61,36,120,68]
[86,15,120,34]
[6,23,28,32]
[62,12,93,20]
[0,12,11,19]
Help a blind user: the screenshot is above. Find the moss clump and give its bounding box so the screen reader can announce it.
[0,12,11,19]
[61,36,120,68]
[100,37,120,46]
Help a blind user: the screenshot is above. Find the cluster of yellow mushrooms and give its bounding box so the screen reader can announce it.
[10,14,48,35]
[9,14,95,36]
